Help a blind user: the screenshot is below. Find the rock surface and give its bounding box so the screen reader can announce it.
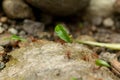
[25,0,89,16]
[2,0,33,19]
[22,19,45,36]
[0,40,119,80]
[87,0,116,17]
[114,0,120,13]
[94,29,120,43]
[85,0,116,24]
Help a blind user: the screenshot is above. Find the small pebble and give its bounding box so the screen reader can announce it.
[0,46,5,53]
[0,62,5,70]
[19,30,26,36]
[91,26,97,32]
[91,17,102,25]
[103,18,114,27]
[8,28,18,34]
[37,32,51,39]
[0,17,8,23]
[0,22,2,26]
[0,27,5,34]
[0,46,4,61]
[2,24,8,30]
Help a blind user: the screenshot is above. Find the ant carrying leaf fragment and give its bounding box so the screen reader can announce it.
[95,59,111,68]
[6,34,26,42]
[55,24,120,50]
[55,24,72,43]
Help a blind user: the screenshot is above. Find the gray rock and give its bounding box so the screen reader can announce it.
[2,0,33,19]
[22,19,44,36]
[19,30,26,36]
[0,27,5,34]
[25,0,89,16]
[0,40,119,80]
[91,16,102,25]
[0,62,5,70]
[86,0,116,22]
[8,28,18,34]
[103,18,114,27]
[94,30,120,43]
[0,34,12,46]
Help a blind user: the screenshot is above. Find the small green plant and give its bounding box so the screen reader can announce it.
[55,24,72,43]
[95,59,111,68]
[9,35,26,41]
[55,24,120,50]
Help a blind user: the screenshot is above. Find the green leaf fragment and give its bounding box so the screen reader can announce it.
[71,77,78,80]
[10,35,26,41]
[55,24,72,43]
[95,59,111,68]
[55,24,120,50]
